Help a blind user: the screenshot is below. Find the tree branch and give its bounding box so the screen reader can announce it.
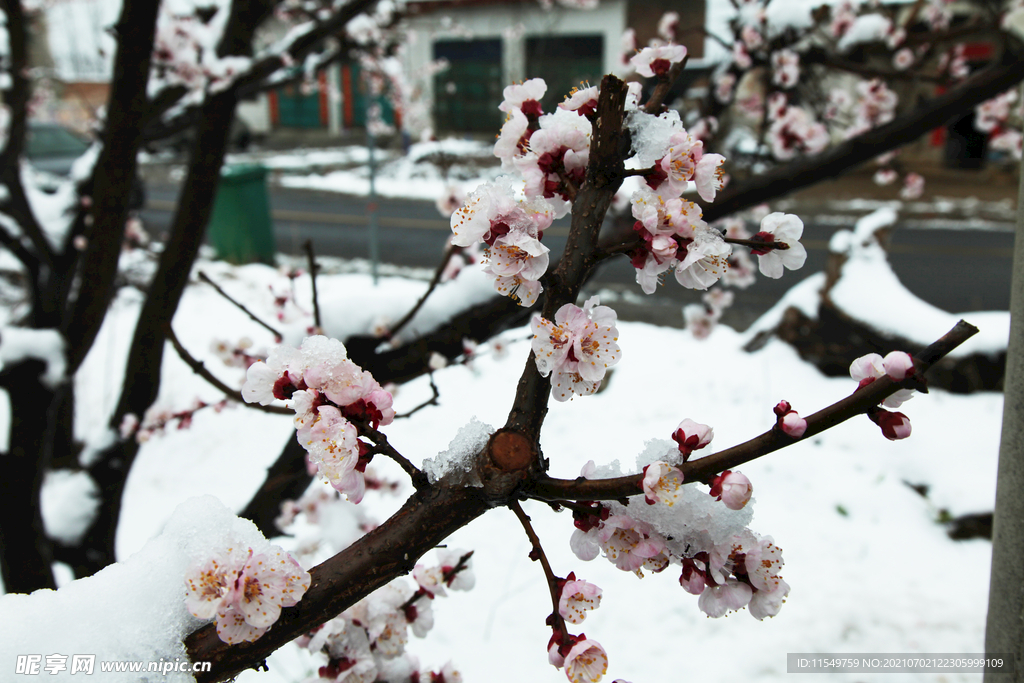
[62,0,161,371]
[164,324,292,415]
[700,38,1024,223]
[188,485,491,682]
[198,271,284,341]
[524,320,979,502]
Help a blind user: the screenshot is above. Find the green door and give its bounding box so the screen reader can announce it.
[525,35,604,112]
[433,39,503,133]
[276,81,322,129]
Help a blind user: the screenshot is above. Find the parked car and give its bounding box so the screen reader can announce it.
[26,122,146,210]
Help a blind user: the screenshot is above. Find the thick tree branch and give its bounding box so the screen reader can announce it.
[188,484,491,682]
[523,320,979,502]
[62,0,161,371]
[700,39,1024,223]
[504,75,629,441]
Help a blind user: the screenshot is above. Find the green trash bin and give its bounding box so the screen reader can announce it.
[207,164,275,264]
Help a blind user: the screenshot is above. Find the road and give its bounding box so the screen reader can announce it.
[140,182,1015,331]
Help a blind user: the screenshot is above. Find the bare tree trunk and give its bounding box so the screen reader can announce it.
[983,85,1024,682]
[0,362,60,591]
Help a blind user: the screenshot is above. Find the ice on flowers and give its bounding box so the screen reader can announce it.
[185,544,310,644]
[531,296,621,401]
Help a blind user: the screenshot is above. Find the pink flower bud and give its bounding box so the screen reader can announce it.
[882,351,915,381]
[774,400,807,438]
[780,411,807,438]
[672,418,714,459]
[709,470,752,510]
[868,408,912,440]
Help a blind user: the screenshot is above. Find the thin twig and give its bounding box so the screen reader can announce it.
[389,245,457,339]
[304,240,322,332]
[198,271,283,340]
[395,374,440,419]
[355,420,429,490]
[644,56,688,114]
[524,320,979,502]
[724,236,790,251]
[509,500,568,641]
[164,324,292,415]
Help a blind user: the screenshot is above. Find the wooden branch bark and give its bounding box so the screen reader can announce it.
[524,321,979,502]
[188,484,492,682]
[62,0,161,372]
[701,38,1024,223]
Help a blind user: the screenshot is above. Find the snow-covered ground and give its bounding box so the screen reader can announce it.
[0,231,1002,682]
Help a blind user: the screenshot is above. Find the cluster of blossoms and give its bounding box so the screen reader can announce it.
[298,549,473,682]
[850,351,917,440]
[209,337,262,369]
[976,88,1023,160]
[683,289,735,339]
[120,398,230,443]
[565,419,784,624]
[767,97,829,161]
[242,336,394,503]
[531,296,621,401]
[184,544,311,644]
[151,7,251,98]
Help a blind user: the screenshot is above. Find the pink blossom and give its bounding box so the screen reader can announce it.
[683,303,717,339]
[563,638,608,683]
[631,44,687,78]
[744,537,785,593]
[560,85,600,117]
[672,418,713,458]
[771,49,800,88]
[750,212,807,279]
[869,408,912,440]
[694,153,726,202]
[709,470,752,510]
[413,563,448,597]
[658,11,679,41]
[531,296,622,401]
[499,78,547,116]
[485,229,550,283]
[741,25,763,49]
[749,576,790,619]
[185,545,311,645]
[494,108,531,167]
[675,226,731,290]
[850,352,915,408]
[598,515,668,576]
[558,573,603,624]
[900,172,925,200]
[893,47,914,70]
[769,106,829,160]
[882,351,915,380]
[697,578,752,618]
[873,169,898,186]
[641,461,684,506]
[779,411,807,438]
[715,71,737,102]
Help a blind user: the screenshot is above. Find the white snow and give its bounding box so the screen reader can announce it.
[0,496,278,682]
[0,326,66,386]
[837,14,893,52]
[421,418,493,486]
[41,470,100,546]
[829,209,1009,356]
[0,210,1004,683]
